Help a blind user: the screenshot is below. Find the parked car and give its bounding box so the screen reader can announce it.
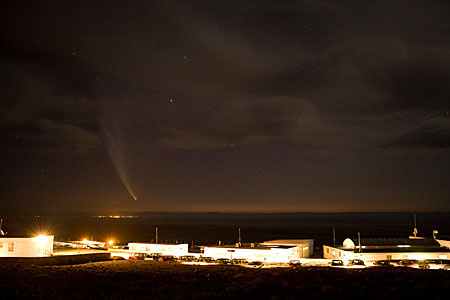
[231,259,248,265]
[111,256,125,260]
[179,255,197,262]
[289,260,302,267]
[198,256,215,263]
[215,258,232,265]
[396,260,417,267]
[418,263,430,269]
[331,259,344,266]
[246,261,264,268]
[129,253,145,260]
[373,260,394,267]
[159,255,177,262]
[145,253,162,261]
[348,259,365,266]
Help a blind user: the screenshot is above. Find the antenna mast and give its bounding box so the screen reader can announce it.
[358,232,362,253]
[238,228,242,246]
[413,214,418,238]
[155,226,159,243]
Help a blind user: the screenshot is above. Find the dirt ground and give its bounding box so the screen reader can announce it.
[1,260,449,299]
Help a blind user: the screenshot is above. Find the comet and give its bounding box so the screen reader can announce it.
[100,109,138,201]
[102,121,138,201]
[96,77,139,201]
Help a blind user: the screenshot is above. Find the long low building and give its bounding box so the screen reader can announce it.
[0,235,54,257]
[128,243,189,256]
[261,239,314,257]
[203,239,313,263]
[324,237,450,261]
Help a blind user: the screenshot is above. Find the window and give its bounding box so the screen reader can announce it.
[326,248,329,253]
[0,242,3,248]
[8,242,14,252]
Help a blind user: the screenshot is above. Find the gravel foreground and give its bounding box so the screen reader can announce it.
[1,260,449,299]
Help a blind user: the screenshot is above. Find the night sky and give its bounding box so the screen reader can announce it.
[1,1,449,213]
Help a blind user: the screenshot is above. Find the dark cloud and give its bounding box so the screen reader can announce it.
[369,61,450,113]
[383,117,450,150]
[158,96,318,149]
[1,118,101,156]
[34,118,101,155]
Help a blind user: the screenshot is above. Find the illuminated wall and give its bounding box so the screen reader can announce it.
[128,243,188,256]
[261,239,314,257]
[323,245,449,261]
[0,236,54,257]
[203,246,299,263]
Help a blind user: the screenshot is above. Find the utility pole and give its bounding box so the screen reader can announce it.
[358,232,362,253]
[238,228,242,246]
[333,228,336,246]
[413,214,418,238]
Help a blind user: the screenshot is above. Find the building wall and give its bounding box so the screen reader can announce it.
[0,236,54,257]
[323,245,449,261]
[203,246,298,263]
[261,239,314,258]
[128,243,188,256]
[323,246,351,260]
[436,239,450,249]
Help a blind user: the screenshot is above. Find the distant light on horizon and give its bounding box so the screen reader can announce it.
[93,215,138,219]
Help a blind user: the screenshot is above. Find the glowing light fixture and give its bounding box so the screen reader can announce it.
[35,235,47,244]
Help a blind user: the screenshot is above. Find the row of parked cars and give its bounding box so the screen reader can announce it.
[330,258,450,269]
[127,253,302,267]
[331,259,365,266]
[128,253,198,261]
[129,254,267,265]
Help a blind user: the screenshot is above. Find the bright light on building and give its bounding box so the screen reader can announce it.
[34,235,48,244]
[108,240,114,246]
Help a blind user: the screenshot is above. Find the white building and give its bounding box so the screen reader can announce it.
[261,239,314,257]
[203,239,313,263]
[436,239,450,249]
[128,243,188,256]
[324,237,450,261]
[0,235,54,257]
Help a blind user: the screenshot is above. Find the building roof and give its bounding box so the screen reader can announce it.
[204,244,295,250]
[352,248,450,253]
[262,239,313,245]
[0,236,53,239]
[349,238,440,247]
[129,242,187,246]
